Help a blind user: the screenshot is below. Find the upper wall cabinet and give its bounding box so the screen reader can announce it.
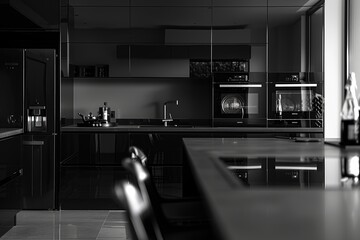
[64,0,212,78]
[268,6,309,73]
[0,0,59,30]
[61,0,323,78]
[212,5,267,79]
[129,5,211,77]
[268,0,323,74]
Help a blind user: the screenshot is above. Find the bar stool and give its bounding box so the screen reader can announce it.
[129,146,200,201]
[114,181,215,240]
[122,157,210,228]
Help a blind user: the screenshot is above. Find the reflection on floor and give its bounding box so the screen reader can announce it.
[0,210,129,240]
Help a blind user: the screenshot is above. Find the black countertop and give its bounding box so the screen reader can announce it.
[61,124,323,133]
[0,128,23,140]
[183,138,360,240]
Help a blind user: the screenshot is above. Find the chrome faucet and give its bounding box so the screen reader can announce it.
[162,100,179,127]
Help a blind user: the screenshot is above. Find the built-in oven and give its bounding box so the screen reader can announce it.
[268,73,323,128]
[213,73,266,127]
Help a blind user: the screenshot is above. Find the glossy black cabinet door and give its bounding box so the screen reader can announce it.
[60,133,129,209]
[22,135,55,209]
[0,0,59,30]
[268,5,311,73]
[64,1,130,78]
[0,49,24,128]
[130,132,211,198]
[130,2,211,78]
[0,135,23,238]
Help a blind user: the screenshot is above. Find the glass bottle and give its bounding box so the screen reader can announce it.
[276,93,283,118]
[341,72,359,145]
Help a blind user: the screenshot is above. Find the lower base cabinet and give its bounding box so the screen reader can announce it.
[60,131,288,208]
[0,135,23,237]
[60,133,129,209]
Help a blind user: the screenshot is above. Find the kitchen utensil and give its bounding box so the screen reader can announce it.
[98,102,110,123]
[78,112,98,124]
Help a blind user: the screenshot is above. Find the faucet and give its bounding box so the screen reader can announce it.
[162,100,179,127]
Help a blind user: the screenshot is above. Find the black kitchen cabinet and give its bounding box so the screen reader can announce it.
[129,132,212,198]
[0,49,24,128]
[63,1,212,78]
[0,135,23,238]
[22,135,56,209]
[60,133,130,209]
[0,0,60,30]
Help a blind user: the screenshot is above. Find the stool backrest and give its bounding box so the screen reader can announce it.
[114,181,163,240]
[129,146,148,166]
[122,158,166,226]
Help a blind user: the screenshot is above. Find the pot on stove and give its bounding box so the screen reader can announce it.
[78,112,98,124]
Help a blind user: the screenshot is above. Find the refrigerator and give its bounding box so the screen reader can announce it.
[0,49,57,210]
[22,49,57,210]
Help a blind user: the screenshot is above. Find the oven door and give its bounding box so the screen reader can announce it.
[268,83,323,120]
[214,83,266,126]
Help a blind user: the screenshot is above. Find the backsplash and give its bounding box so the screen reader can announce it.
[73,77,211,119]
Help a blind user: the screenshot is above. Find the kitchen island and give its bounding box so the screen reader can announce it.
[183,138,360,240]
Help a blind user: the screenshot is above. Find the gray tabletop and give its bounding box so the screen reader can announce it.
[183,138,360,240]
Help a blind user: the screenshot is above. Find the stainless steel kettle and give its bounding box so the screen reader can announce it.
[98,102,111,123]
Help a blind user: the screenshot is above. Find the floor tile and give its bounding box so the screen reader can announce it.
[97,226,127,239]
[15,211,60,226]
[0,210,130,240]
[1,226,60,239]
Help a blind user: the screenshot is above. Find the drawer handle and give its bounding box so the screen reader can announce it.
[23,141,44,146]
[220,84,262,88]
[227,165,262,170]
[275,166,317,171]
[275,84,317,87]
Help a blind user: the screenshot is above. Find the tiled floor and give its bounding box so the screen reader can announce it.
[0,210,129,240]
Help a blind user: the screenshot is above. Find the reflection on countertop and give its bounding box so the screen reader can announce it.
[183,138,360,240]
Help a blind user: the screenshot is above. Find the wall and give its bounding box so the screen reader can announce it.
[324,0,345,138]
[73,77,211,119]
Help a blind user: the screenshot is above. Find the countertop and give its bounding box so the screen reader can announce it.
[61,124,323,133]
[183,138,360,240]
[0,128,23,140]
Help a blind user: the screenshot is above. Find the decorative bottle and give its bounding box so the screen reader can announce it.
[341,72,359,145]
[276,94,283,118]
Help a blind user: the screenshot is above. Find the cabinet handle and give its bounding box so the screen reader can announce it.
[275,165,317,171]
[23,141,44,146]
[275,84,317,87]
[219,84,262,88]
[227,165,262,170]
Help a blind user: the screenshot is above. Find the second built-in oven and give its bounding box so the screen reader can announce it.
[268,73,323,128]
[213,73,266,127]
